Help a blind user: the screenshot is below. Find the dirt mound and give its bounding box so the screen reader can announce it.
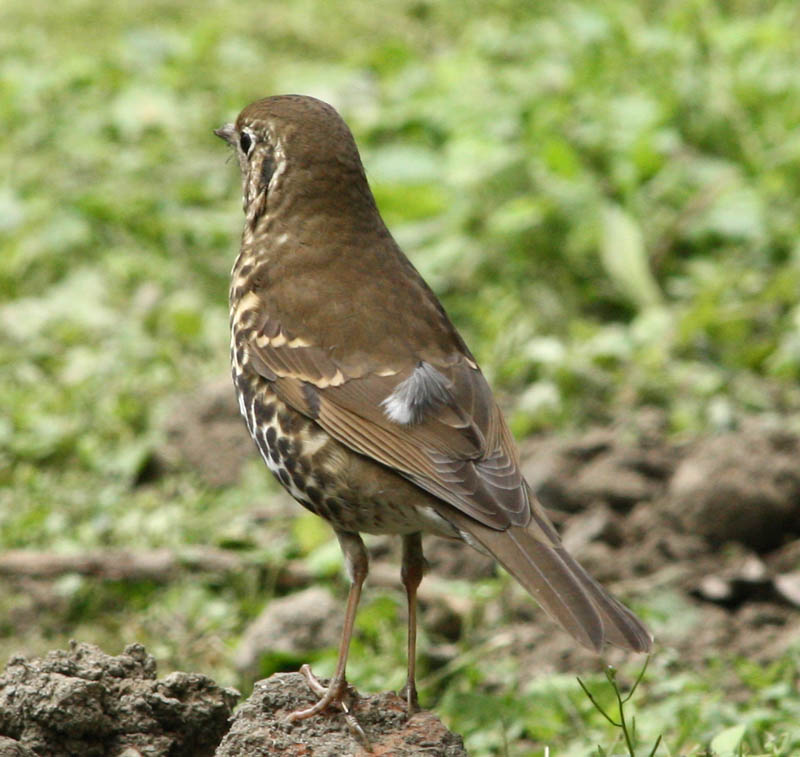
[0,642,238,757]
[216,672,466,756]
[0,643,464,757]
[667,423,800,550]
[158,380,254,488]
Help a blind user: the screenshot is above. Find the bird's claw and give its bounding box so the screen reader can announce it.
[287,664,371,750]
[398,681,420,716]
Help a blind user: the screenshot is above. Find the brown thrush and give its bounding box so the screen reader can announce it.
[215,95,651,724]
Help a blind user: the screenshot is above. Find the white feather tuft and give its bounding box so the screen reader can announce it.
[382,393,415,424]
[380,361,453,425]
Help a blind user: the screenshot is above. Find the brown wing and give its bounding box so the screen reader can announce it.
[242,313,528,529]
[242,313,652,652]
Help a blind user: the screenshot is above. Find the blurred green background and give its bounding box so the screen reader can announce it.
[2,0,800,754]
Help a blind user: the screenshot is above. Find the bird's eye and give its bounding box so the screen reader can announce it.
[240,132,252,154]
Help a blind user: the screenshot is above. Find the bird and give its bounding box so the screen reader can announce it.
[215,94,652,727]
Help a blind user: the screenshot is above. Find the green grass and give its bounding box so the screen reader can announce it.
[2,0,800,754]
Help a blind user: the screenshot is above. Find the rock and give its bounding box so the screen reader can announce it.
[774,573,800,607]
[235,587,340,676]
[214,672,467,757]
[693,553,771,607]
[0,642,238,757]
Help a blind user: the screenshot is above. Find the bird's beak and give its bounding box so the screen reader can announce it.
[214,123,237,145]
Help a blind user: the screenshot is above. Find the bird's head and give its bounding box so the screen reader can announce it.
[215,95,371,229]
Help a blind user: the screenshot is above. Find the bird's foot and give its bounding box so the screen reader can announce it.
[288,664,371,749]
[398,680,419,716]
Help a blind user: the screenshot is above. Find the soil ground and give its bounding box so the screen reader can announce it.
[2,381,799,754]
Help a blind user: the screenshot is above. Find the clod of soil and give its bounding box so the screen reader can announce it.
[521,426,674,514]
[668,424,800,551]
[159,379,254,487]
[215,671,467,757]
[0,641,239,757]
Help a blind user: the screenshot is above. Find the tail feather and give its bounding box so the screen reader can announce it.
[442,508,652,653]
[504,527,605,651]
[564,551,652,652]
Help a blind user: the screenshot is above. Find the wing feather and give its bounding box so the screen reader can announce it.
[239,315,652,652]
[244,318,527,528]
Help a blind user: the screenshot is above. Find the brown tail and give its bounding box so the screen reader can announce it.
[442,507,652,653]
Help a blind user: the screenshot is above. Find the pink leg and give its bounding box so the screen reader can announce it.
[399,532,426,714]
[288,530,368,725]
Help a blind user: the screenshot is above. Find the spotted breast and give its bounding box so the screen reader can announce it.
[230,287,457,538]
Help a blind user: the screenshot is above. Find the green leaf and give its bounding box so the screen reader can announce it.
[709,723,746,755]
[600,205,662,310]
